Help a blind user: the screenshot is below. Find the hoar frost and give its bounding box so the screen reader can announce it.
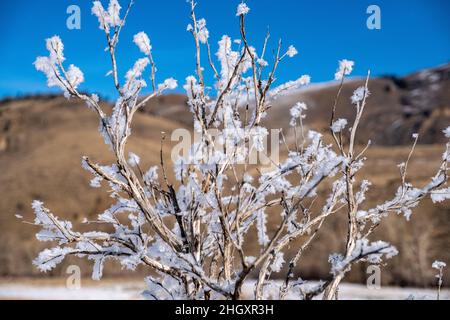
[286,45,298,58]
[335,59,354,80]
[31,0,450,301]
[133,31,151,55]
[236,3,250,16]
[331,118,348,133]
[289,102,307,126]
[443,126,450,138]
[351,86,370,104]
[432,261,446,269]
[159,78,178,91]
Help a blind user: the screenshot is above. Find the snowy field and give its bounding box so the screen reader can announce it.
[0,279,448,300]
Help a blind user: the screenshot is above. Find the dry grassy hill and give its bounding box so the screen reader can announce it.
[0,95,185,277]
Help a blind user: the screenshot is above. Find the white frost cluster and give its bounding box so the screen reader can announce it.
[351,86,370,104]
[128,152,140,167]
[430,187,450,203]
[443,126,450,138]
[133,31,152,55]
[216,35,240,88]
[432,260,447,270]
[187,18,209,44]
[329,239,398,276]
[256,210,269,246]
[286,45,298,58]
[66,65,84,88]
[331,118,348,133]
[46,35,64,62]
[257,58,268,67]
[270,252,285,272]
[251,126,269,152]
[34,36,84,97]
[158,78,178,91]
[290,102,308,126]
[236,3,250,16]
[144,166,159,183]
[123,57,149,98]
[335,59,354,80]
[92,0,122,32]
[34,247,74,272]
[270,75,310,99]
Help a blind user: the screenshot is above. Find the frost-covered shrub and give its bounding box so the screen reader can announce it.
[29,0,450,300]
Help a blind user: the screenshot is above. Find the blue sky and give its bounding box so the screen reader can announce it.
[0,0,449,99]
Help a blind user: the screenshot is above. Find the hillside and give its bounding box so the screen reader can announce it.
[0,95,185,276]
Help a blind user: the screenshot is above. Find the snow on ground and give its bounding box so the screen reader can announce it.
[0,279,448,300]
[0,280,143,300]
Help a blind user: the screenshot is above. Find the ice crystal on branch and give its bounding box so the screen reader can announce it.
[329,239,398,276]
[290,102,307,126]
[443,126,450,138]
[236,3,250,16]
[92,0,122,31]
[433,261,447,269]
[158,78,178,91]
[335,59,354,80]
[128,152,140,167]
[133,31,152,55]
[34,36,84,97]
[46,36,64,62]
[286,45,298,58]
[331,118,348,133]
[351,86,370,104]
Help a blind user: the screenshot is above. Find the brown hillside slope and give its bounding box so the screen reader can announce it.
[0,96,185,277]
